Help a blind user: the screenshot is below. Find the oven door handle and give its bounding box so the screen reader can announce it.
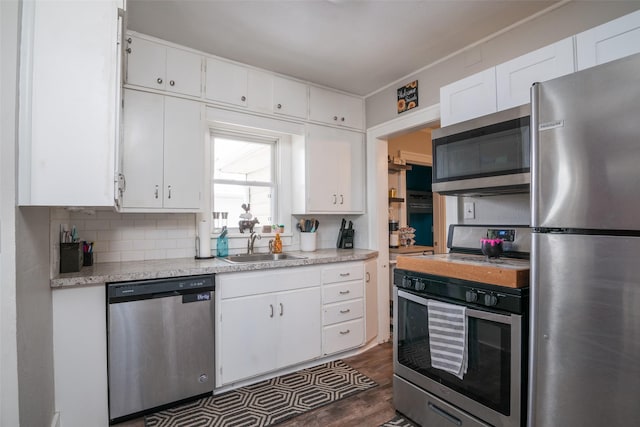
[397,289,516,325]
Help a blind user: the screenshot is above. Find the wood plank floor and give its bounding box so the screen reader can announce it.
[119,341,396,427]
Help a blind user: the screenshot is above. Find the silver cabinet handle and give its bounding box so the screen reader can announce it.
[340,117,345,122]
[241,95,246,102]
[270,304,274,318]
[126,37,132,44]
[156,77,163,84]
[339,272,350,277]
[333,116,338,121]
[339,290,350,295]
[340,194,344,204]
[366,272,371,282]
[339,309,351,314]
[169,80,175,86]
[167,185,172,199]
[333,194,337,204]
[125,47,131,54]
[279,303,283,316]
[339,329,351,335]
[276,103,282,109]
[154,185,159,199]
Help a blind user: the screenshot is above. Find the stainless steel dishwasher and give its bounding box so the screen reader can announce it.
[107,275,215,423]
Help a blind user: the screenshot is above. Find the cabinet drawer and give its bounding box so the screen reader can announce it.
[322,262,363,284]
[323,281,363,304]
[323,318,364,355]
[323,299,363,326]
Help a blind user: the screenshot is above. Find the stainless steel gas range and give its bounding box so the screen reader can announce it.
[393,225,530,427]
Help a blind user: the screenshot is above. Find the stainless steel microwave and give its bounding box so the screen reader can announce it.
[432,105,530,196]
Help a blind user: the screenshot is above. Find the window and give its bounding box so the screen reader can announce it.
[211,132,277,232]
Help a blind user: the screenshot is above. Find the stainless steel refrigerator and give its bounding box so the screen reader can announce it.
[529,52,640,426]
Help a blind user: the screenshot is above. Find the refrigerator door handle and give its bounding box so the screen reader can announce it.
[530,82,541,228]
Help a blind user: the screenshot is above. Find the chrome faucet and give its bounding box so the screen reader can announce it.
[247,232,261,254]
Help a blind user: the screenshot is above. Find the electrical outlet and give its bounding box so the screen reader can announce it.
[464,202,475,219]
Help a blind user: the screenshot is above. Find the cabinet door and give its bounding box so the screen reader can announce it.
[364,259,378,343]
[306,125,342,212]
[309,86,364,130]
[126,35,166,91]
[576,10,640,71]
[496,37,574,110]
[276,288,322,368]
[165,47,202,97]
[247,69,274,114]
[219,294,277,385]
[306,125,365,213]
[122,90,164,208]
[440,68,497,126]
[338,130,365,213]
[163,97,203,209]
[205,57,248,107]
[273,76,308,119]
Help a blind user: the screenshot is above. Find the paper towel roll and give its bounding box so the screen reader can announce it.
[198,219,211,258]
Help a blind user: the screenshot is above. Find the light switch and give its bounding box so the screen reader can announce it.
[464,202,475,219]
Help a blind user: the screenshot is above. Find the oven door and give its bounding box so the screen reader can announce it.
[394,288,523,427]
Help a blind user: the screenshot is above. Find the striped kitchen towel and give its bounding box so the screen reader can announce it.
[426,299,468,379]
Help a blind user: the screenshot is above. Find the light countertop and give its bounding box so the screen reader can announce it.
[51,248,378,288]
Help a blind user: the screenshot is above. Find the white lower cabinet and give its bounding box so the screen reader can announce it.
[52,285,109,427]
[321,262,365,355]
[216,267,322,386]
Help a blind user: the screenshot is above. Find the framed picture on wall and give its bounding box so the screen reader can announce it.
[397,81,418,114]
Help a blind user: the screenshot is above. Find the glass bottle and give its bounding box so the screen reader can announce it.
[216,226,228,257]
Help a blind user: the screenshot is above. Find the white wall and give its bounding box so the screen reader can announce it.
[458,194,530,226]
[1,1,21,425]
[365,1,640,127]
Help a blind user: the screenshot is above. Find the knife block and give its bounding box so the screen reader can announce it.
[337,229,354,249]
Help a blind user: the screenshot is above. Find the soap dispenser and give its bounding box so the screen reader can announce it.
[270,233,283,254]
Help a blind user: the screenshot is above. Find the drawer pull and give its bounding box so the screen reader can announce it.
[339,309,351,314]
[339,273,350,277]
[339,329,351,335]
[339,290,350,295]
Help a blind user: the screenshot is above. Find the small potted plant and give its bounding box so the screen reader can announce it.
[481,231,503,258]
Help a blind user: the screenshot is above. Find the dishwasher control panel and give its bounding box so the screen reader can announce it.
[108,275,214,299]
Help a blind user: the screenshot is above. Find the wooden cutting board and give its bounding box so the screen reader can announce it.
[396,254,530,288]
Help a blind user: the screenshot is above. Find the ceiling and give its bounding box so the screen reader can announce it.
[127,0,561,97]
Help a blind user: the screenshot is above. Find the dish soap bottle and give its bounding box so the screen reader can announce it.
[216,226,228,257]
[272,233,283,254]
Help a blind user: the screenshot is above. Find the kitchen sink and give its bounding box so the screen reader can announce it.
[221,253,307,264]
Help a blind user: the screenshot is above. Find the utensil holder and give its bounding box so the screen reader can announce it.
[60,243,83,273]
[300,232,316,252]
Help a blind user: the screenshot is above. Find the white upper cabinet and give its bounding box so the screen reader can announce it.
[309,86,364,130]
[440,68,497,127]
[205,57,249,107]
[576,9,640,71]
[273,76,308,119]
[18,0,124,207]
[121,90,202,211]
[496,37,575,110]
[293,124,365,214]
[126,34,202,98]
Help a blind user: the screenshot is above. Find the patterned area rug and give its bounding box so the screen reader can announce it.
[145,360,377,427]
[379,414,419,427]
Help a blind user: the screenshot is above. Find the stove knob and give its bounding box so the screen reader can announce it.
[484,294,498,307]
[465,290,478,303]
[415,280,425,291]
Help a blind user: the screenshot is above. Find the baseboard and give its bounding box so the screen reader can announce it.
[50,412,60,427]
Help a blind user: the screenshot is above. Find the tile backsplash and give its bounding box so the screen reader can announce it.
[51,208,197,265]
